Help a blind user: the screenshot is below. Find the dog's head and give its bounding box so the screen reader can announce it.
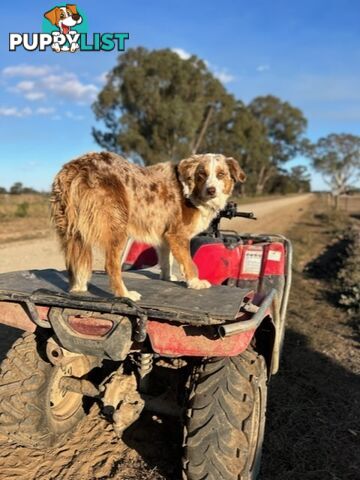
[44,4,82,34]
[178,154,246,210]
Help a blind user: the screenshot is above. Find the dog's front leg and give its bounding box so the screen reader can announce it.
[165,234,210,289]
[70,42,79,52]
[52,42,61,53]
[158,242,178,281]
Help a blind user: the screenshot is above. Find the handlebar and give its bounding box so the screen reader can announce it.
[217,202,257,221]
[234,211,257,220]
[206,201,257,237]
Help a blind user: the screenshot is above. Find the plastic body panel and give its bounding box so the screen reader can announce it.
[121,236,287,358]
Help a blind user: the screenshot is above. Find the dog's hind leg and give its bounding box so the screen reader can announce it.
[65,234,92,293]
[105,236,142,301]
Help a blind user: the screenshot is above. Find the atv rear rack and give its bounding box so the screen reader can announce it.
[0,269,253,326]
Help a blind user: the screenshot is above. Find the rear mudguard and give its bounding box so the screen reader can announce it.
[147,320,254,357]
[0,300,263,359]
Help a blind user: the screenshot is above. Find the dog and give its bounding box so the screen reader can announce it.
[51,152,246,301]
[44,4,82,52]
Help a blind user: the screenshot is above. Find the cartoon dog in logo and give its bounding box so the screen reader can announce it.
[44,4,82,52]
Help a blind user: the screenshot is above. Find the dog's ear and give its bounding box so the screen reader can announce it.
[66,4,78,15]
[226,157,246,183]
[44,6,61,25]
[177,157,199,197]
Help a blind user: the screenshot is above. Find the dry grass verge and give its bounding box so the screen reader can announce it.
[0,194,51,243]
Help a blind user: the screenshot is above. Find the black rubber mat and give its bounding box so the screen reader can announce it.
[0,269,250,325]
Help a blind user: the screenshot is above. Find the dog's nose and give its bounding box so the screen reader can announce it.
[72,13,80,21]
[206,187,216,196]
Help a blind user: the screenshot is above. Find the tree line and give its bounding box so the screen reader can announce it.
[92,47,359,200]
[0,183,42,195]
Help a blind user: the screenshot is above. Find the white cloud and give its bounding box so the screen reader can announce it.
[16,81,35,91]
[44,74,98,103]
[173,48,235,85]
[25,92,46,101]
[3,64,99,105]
[36,107,55,115]
[0,107,32,117]
[256,64,270,72]
[172,48,192,60]
[2,65,54,77]
[10,80,46,101]
[213,69,235,84]
[0,106,56,118]
[65,111,85,120]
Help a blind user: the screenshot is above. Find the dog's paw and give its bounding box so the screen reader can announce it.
[52,43,61,53]
[70,287,88,295]
[70,43,79,53]
[126,290,142,302]
[187,278,211,290]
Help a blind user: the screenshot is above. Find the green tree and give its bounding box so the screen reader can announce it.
[0,187,7,194]
[308,133,360,208]
[248,95,308,194]
[9,182,24,195]
[289,165,311,192]
[93,47,229,165]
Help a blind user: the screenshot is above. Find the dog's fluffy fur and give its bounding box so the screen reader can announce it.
[51,152,245,301]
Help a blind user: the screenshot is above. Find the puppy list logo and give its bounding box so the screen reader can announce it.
[9,4,129,53]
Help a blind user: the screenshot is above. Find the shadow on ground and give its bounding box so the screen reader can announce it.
[305,236,349,284]
[261,328,359,480]
[0,324,23,362]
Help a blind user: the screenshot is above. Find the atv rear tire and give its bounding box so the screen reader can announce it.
[183,349,267,480]
[0,332,90,448]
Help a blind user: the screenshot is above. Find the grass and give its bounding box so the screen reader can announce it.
[0,194,51,243]
[0,193,49,220]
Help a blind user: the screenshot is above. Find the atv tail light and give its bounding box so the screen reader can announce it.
[68,315,113,337]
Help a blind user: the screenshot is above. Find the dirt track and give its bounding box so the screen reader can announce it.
[0,194,313,274]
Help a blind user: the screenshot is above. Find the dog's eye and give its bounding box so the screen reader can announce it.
[217,172,225,179]
[60,12,65,18]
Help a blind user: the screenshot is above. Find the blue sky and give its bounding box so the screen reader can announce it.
[0,0,359,191]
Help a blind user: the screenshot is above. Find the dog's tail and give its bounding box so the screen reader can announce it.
[50,172,68,247]
[51,162,96,288]
[50,159,109,249]
[50,162,92,280]
[50,163,83,249]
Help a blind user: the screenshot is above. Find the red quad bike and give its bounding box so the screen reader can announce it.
[0,202,292,480]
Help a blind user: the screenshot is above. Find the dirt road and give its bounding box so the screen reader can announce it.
[0,194,313,274]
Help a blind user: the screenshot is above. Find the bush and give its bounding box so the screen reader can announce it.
[15,202,29,218]
[337,225,360,316]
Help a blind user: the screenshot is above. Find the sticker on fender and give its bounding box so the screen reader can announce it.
[268,250,282,261]
[242,250,263,274]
